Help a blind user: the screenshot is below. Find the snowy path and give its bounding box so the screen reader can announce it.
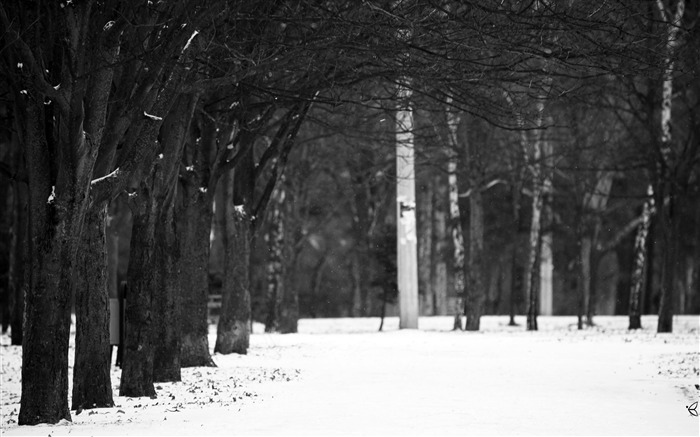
[1,316,699,435]
[229,328,698,435]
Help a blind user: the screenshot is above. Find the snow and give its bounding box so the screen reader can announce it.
[183,31,200,53]
[2,316,698,436]
[91,168,120,186]
[143,112,163,121]
[47,186,56,204]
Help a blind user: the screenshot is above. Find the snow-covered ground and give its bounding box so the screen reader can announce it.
[1,315,699,436]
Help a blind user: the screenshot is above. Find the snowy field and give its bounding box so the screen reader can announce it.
[1,315,699,436]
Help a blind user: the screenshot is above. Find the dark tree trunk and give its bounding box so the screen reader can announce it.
[508,183,522,326]
[152,198,181,382]
[465,189,485,331]
[577,228,591,331]
[431,172,449,315]
[278,263,299,333]
[9,176,27,346]
[178,113,216,367]
[119,188,158,398]
[215,202,252,353]
[151,94,197,381]
[0,178,9,334]
[215,162,253,354]
[350,171,372,317]
[657,181,679,333]
[417,178,434,315]
[178,187,216,366]
[279,241,300,334]
[579,233,591,330]
[19,91,96,424]
[586,241,601,327]
[72,204,114,410]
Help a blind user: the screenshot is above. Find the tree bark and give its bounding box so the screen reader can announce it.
[508,183,522,326]
[654,0,686,333]
[525,174,543,331]
[431,172,449,316]
[178,183,216,366]
[264,182,286,332]
[19,90,95,424]
[417,177,434,315]
[151,94,198,381]
[577,231,592,330]
[8,171,27,346]
[72,204,114,410]
[350,160,373,317]
[215,162,253,354]
[119,187,158,398]
[446,103,465,330]
[152,197,181,382]
[656,180,680,332]
[629,187,655,329]
[525,107,546,332]
[465,188,485,331]
[178,114,216,367]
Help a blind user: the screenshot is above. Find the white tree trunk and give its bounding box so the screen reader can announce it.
[655,0,685,334]
[539,131,554,317]
[446,99,465,329]
[629,185,655,330]
[539,232,553,316]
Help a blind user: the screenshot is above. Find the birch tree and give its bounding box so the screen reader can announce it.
[654,0,686,333]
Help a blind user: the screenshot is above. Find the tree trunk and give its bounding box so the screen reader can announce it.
[72,204,114,410]
[178,114,216,368]
[417,178,434,315]
[629,187,654,330]
[120,93,195,392]
[119,187,158,398]
[586,246,601,326]
[8,175,27,346]
[279,226,299,334]
[151,94,197,381]
[215,167,252,354]
[508,183,521,326]
[350,168,372,317]
[524,114,546,332]
[431,172,449,316]
[578,233,592,330]
[446,103,465,330]
[654,0,685,333]
[465,188,485,331]
[178,186,216,366]
[265,183,286,332]
[152,197,181,382]
[657,180,679,332]
[0,179,9,334]
[19,93,95,424]
[279,269,299,334]
[525,178,543,331]
[539,203,554,317]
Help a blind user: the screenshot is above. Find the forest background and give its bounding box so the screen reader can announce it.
[0,0,698,426]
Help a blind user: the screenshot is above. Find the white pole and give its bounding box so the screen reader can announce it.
[396,83,419,329]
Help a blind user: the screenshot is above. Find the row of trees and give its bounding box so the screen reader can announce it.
[0,0,697,426]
